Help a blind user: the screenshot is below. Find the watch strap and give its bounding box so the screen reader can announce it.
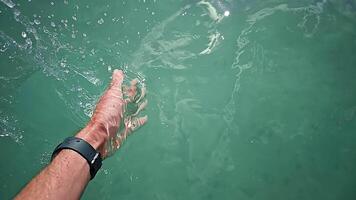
[51,137,102,180]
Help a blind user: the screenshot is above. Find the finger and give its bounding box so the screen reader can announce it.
[127,78,138,101]
[133,99,148,116]
[135,84,146,103]
[110,69,124,87]
[113,115,148,151]
[113,134,123,151]
[130,78,139,86]
[128,115,148,133]
[113,123,130,151]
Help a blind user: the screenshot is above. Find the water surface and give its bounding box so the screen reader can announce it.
[1,0,356,199]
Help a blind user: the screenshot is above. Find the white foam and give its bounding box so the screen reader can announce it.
[0,0,15,8]
[199,31,221,55]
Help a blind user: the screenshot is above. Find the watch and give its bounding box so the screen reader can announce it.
[51,137,102,180]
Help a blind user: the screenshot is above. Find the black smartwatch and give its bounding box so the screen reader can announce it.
[51,137,102,180]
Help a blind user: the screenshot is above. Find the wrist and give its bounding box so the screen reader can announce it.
[76,122,107,152]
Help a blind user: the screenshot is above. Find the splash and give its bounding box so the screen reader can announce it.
[0,0,15,8]
[199,31,222,55]
[0,112,24,144]
[197,0,230,23]
[197,0,230,55]
[224,1,328,127]
[130,5,196,70]
[0,3,106,133]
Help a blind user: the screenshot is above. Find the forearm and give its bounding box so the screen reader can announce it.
[16,123,106,200]
[16,150,90,200]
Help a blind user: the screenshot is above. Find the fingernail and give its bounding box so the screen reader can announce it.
[111,69,124,84]
[141,115,148,124]
[113,69,123,75]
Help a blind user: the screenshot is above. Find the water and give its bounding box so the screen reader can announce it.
[1,0,356,199]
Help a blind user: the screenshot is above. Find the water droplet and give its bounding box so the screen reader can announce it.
[34,19,40,25]
[43,27,49,33]
[97,18,104,24]
[224,10,230,17]
[14,9,20,16]
[82,33,87,37]
[21,31,27,38]
[50,2,54,6]
[25,38,32,47]
[50,21,55,27]
[72,16,77,21]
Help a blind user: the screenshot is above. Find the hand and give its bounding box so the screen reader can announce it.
[76,69,147,159]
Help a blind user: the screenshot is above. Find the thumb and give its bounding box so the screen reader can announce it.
[110,69,124,87]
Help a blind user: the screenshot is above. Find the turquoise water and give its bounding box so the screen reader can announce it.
[1,0,356,199]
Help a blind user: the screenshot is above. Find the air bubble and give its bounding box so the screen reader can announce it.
[97,18,104,24]
[34,19,41,25]
[14,9,20,16]
[21,31,27,38]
